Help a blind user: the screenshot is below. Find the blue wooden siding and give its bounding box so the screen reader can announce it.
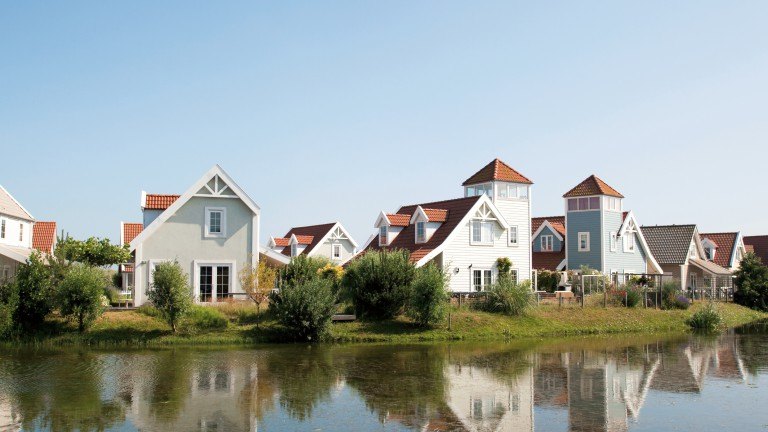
[566,210,601,271]
[603,211,648,274]
[532,225,563,252]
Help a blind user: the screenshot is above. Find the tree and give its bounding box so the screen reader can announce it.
[407,264,450,327]
[57,237,131,267]
[734,252,768,311]
[239,261,277,326]
[281,255,329,287]
[57,265,108,332]
[270,278,337,341]
[342,250,416,319]
[8,252,55,332]
[148,262,192,332]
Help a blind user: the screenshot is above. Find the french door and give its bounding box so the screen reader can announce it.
[199,265,231,302]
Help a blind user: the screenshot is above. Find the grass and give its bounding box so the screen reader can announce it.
[4,300,766,347]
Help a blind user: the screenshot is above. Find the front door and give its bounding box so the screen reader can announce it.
[198,265,231,302]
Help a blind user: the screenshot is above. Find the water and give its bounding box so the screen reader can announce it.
[1,322,767,431]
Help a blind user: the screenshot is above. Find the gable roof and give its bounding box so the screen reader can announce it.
[279,223,337,256]
[271,237,290,247]
[386,214,411,227]
[0,184,34,221]
[130,165,260,251]
[531,216,565,237]
[142,193,180,210]
[121,222,143,246]
[700,232,741,268]
[563,175,624,198]
[617,211,663,274]
[462,159,533,186]
[366,195,484,263]
[32,221,56,254]
[639,224,697,265]
[744,235,768,265]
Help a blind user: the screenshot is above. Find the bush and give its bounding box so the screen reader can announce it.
[734,253,768,311]
[674,295,691,310]
[661,281,683,310]
[342,250,416,319]
[182,306,228,332]
[280,255,329,287]
[687,303,722,331]
[57,265,108,332]
[621,286,642,308]
[9,252,55,332]
[536,270,559,293]
[0,301,12,337]
[148,261,193,333]
[479,279,532,316]
[270,278,337,341]
[406,264,450,327]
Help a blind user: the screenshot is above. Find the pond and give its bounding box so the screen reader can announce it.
[1,322,767,431]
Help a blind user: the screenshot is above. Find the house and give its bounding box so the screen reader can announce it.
[362,158,532,292]
[0,184,57,282]
[124,165,288,306]
[531,216,566,271]
[563,175,661,276]
[699,232,747,271]
[743,235,768,265]
[639,224,732,292]
[268,222,358,264]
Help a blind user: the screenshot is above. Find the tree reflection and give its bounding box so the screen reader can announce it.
[146,349,193,424]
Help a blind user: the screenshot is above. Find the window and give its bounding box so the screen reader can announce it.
[568,199,578,211]
[610,232,617,252]
[568,197,600,211]
[19,223,23,242]
[198,264,232,302]
[379,226,388,246]
[0,219,5,239]
[541,235,553,251]
[471,221,494,245]
[510,269,518,285]
[473,269,493,291]
[415,221,426,243]
[498,184,529,200]
[689,273,697,289]
[509,226,518,246]
[332,244,342,259]
[291,243,298,257]
[466,183,492,197]
[606,197,621,211]
[2,266,9,282]
[578,232,590,252]
[216,266,230,300]
[624,233,635,252]
[205,207,227,238]
[199,266,213,302]
[689,244,697,259]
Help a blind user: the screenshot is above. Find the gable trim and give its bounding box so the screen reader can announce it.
[532,220,564,242]
[306,222,359,255]
[617,211,662,274]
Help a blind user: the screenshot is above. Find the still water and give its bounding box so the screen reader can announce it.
[1,323,767,431]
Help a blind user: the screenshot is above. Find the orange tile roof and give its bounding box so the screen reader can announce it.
[122,223,143,245]
[279,223,337,256]
[563,175,624,198]
[32,221,56,253]
[273,237,290,247]
[532,216,565,236]
[462,158,533,186]
[144,194,180,210]
[700,232,739,268]
[295,235,314,244]
[386,214,411,227]
[423,208,448,222]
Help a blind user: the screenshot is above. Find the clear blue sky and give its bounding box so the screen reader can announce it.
[2,1,767,246]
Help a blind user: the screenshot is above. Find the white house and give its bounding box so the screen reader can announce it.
[126,165,288,306]
[268,222,358,264]
[361,159,533,292]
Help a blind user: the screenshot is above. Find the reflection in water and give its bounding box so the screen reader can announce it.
[0,322,766,431]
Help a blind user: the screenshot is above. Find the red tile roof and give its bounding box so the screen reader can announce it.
[386,214,411,227]
[531,216,565,237]
[563,175,624,198]
[533,251,565,271]
[272,237,290,247]
[462,159,533,186]
[700,232,739,268]
[366,196,483,263]
[32,221,56,253]
[744,235,768,266]
[279,223,337,256]
[122,223,143,245]
[144,194,180,210]
[423,208,448,222]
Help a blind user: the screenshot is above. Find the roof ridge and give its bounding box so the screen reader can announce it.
[532,215,565,220]
[398,195,481,212]
[640,224,697,228]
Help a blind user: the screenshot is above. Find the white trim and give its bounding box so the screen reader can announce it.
[192,260,237,303]
[469,220,494,246]
[130,165,260,251]
[556,258,567,271]
[409,206,429,224]
[578,232,590,252]
[618,211,663,274]
[730,232,745,268]
[204,207,227,238]
[623,232,636,253]
[531,220,564,242]
[508,225,519,246]
[415,221,427,244]
[258,245,290,265]
[374,211,391,228]
[541,235,554,252]
[470,267,494,292]
[312,222,359,249]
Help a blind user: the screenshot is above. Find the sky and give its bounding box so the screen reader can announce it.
[2,1,767,247]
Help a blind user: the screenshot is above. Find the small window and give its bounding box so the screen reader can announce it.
[332,244,342,260]
[2,266,9,282]
[589,197,599,209]
[578,198,589,211]
[568,199,578,211]
[205,207,227,237]
[471,221,494,245]
[624,233,635,252]
[415,221,426,243]
[610,232,617,252]
[19,223,23,242]
[379,226,388,245]
[473,269,493,291]
[509,226,518,246]
[578,232,590,252]
[291,243,298,257]
[541,235,553,252]
[510,269,518,285]
[0,219,5,239]
[518,186,528,199]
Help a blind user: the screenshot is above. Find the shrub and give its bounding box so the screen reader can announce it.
[182,306,228,332]
[687,303,722,331]
[104,286,121,304]
[674,295,691,310]
[0,301,12,337]
[496,258,513,280]
[280,255,329,287]
[479,279,532,316]
[239,261,277,327]
[661,281,682,310]
[57,265,108,332]
[536,270,558,293]
[148,261,193,333]
[406,264,450,327]
[270,278,337,341]
[621,286,642,308]
[342,250,416,319]
[9,252,55,332]
[733,253,768,311]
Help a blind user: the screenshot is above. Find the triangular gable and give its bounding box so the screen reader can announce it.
[374,211,391,228]
[0,184,35,221]
[129,165,260,251]
[618,211,663,274]
[532,220,564,242]
[409,206,429,224]
[313,222,359,250]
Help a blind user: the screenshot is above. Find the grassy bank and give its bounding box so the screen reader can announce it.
[6,301,767,347]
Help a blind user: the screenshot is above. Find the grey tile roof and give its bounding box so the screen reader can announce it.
[0,185,34,221]
[639,224,697,265]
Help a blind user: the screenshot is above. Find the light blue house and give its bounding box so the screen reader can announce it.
[563,175,661,276]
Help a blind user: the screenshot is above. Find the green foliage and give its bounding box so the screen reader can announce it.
[406,264,450,327]
[281,255,329,287]
[621,286,642,308]
[734,252,768,311]
[495,257,512,279]
[687,303,722,331]
[0,301,12,337]
[536,269,559,293]
[182,305,228,332]
[8,252,55,332]
[57,236,131,267]
[57,265,108,332]
[148,261,192,332]
[342,250,416,319]
[270,278,337,341]
[479,279,533,316]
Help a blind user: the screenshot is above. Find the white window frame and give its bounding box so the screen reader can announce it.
[415,221,426,243]
[541,235,553,252]
[498,184,529,201]
[193,260,236,303]
[332,243,342,260]
[510,269,519,285]
[379,226,388,246]
[605,197,621,212]
[0,219,5,239]
[204,207,227,238]
[470,220,494,246]
[578,232,590,252]
[472,268,494,291]
[623,232,636,253]
[610,232,617,252]
[465,183,492,198]
[508,225,519,246]
[291,243,298,257]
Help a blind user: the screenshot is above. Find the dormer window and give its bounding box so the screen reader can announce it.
[541,235,553,251]
[379,226,388,246]
[705,247,715,260]
[415,221,426,243]
[291,243,298,257]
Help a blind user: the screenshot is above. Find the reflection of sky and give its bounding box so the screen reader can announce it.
[534,407,569,432]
